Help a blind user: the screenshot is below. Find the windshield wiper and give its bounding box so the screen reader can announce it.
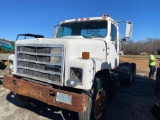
[83,35,91,38]
[83,35,104,38]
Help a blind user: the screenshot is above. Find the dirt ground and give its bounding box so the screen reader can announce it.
[0,54,159,120]
[120,55,160,78]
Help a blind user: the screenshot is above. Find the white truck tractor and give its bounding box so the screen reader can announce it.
[3,14,136,120]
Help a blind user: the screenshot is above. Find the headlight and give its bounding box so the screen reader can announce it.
[9,60,14,71]
[50,47,63,54]
[70,68,83,83]
[5,60,14,75]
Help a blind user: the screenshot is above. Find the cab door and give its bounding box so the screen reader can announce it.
[107,22,119,69]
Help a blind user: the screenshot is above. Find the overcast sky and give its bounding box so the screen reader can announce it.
[0,0,160,41]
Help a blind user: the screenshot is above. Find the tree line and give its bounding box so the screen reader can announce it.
[0,37,160,54]
[121,38,160,55]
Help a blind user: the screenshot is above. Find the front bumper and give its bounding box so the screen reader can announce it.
[3,75,88,112]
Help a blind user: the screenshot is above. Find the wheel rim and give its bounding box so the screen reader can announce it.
[94,88,106,119]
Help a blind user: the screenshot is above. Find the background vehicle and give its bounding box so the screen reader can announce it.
[3,34,44,75]
[3,14,136,120]
[0,39,14,70]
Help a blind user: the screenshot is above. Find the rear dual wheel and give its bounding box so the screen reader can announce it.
[131,63,136,81]
[122,63,136,87]
[78,77,109,120]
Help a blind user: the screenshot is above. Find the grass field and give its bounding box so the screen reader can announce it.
[120,55,160,77]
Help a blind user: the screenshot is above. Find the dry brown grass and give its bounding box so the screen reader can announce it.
[120,55,160,77]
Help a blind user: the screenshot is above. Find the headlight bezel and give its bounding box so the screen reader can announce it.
[70,67,83,84]
[9,60,14,71]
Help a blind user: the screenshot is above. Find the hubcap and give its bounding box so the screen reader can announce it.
[94,88,106,119]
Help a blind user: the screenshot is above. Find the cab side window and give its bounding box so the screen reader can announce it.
[111,24,117,41]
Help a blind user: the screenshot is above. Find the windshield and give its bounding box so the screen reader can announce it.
[56,20,107,38]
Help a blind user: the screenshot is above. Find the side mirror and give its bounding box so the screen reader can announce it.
[53,24,59,38]
[125,22,133,38]
[121,38,127,43]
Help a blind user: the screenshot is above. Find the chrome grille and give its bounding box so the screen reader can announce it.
[37,47,50,53]
[37,64,45,70]
[37,55,50,62]
[16,45,64,86]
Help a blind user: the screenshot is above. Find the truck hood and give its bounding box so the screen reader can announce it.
[16,37,106,60]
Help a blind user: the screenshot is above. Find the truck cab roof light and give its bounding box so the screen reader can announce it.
[82,52,90,59]
[75,19,78,21]
[86,18,90,20]
[103,14,109,19]
[80,18,84,21]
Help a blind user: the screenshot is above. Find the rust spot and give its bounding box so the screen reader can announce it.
[3,75,88,112]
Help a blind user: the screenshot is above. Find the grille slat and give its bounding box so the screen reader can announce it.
[37,56,50,62]
[16,45,64,86]
[37,47,50,53]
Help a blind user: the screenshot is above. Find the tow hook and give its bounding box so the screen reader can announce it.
[49,90,56,96]
[13,80,17,85]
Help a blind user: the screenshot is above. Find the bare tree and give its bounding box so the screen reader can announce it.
[121,38,160,55]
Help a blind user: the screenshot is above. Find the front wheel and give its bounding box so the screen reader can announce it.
[78,77,109,120]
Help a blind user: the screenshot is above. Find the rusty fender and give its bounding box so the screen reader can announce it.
[3,75,88,112]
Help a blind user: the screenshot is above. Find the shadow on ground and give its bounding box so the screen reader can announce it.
[4,75,160,120]
[103,75,159,120]
[6,92,78,120]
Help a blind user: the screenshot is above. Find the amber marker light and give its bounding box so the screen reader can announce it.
[82,52,90,59]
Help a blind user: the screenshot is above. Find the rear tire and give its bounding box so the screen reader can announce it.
[131,63,136,81]
[121,63,133,87]
[78,77,109,120]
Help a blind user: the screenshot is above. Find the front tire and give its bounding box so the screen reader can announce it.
[78,77,109,120]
